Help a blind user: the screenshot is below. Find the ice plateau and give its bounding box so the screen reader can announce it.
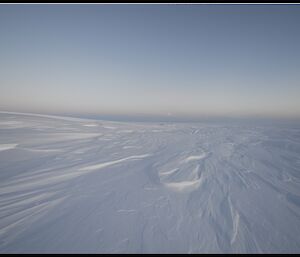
[0,111,300,253]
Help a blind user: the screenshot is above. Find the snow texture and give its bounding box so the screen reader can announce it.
[0,111,300,253]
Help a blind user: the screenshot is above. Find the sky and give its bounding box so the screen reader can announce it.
[0,4,300,121]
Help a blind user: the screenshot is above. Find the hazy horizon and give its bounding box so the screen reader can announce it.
[1,4,300,120]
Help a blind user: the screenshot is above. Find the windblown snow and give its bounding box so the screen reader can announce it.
[0,111,300,253]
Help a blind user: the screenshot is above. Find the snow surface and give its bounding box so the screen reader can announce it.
[0,112,300,253]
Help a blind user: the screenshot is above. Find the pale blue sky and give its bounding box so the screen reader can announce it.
[0,4,300,120]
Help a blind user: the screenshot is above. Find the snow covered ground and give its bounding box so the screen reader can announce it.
[0,111,300,253]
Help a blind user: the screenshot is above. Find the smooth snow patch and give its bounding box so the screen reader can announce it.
[0,144,18,151]
[144,187,158,191]
[79,154,151,171]
[117,209,137,213]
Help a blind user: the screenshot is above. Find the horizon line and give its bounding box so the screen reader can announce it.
[1,109,300,124]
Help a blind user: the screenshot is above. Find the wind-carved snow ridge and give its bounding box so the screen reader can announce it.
[182,153,207,162]
[0,112,300,253]
[79,154,151,171]
[0,144,18,151]
[228,196,240,245]
[158,150,209,192]
[83,124,98,127]
[164,179,202,192]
